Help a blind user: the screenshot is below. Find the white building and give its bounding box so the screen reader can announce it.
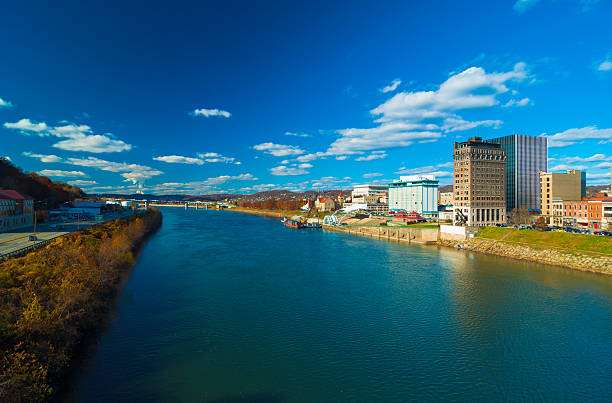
[438,192,453,206]
[351,184,388,199]
[388,175,439,218]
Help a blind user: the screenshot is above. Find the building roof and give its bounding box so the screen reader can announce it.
[318,197,330,203]
[0,190,33,200]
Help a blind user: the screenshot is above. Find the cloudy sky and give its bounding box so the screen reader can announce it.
[1,0,611,195]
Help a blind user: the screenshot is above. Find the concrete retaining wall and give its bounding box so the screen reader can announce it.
[440,224,467,241]
[323,225,439,244]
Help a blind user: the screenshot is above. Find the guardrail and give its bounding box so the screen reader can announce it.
[0,234,64,262]
[0,210,149,262]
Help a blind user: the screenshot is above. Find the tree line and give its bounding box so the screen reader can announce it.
[0,208,162,402]
[0,158,85,208]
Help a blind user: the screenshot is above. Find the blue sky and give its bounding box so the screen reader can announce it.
[1,0,611,194]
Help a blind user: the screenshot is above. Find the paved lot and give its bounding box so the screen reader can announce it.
[0,211,134,259]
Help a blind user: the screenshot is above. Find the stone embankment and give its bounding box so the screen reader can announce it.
[323,224,439,244]
[438,237,612,275]
[229,208,612,275]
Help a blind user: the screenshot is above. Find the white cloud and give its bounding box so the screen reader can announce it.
[4,119,131,153]
[371,63,528,123]
[309,176,352,189]
[441,117,503,132]
[395,161,453,177]
[285,131,311,137]
[238,183,278,192]
[549,164,589,171]
[514,0,540,13]
[298,163,313,169]
[598,61,612,71]
[65,156,163,184]
[545,126,612,147]
[68,180,98,186]
[296,63,529,159]
[363,173,383,178]
[270,165,309,176]
[253,142,305,157]
[38,169,88,178]
[380,79,402,93]
[502,97,531,107]
[197,152,240,164]
[149,174,256,194]
[355,151,388,161]
[586,172,611,179]
[330,122,442,155]
[556,153,611,163]
[154,155,204,165]
[593,161,612,169]
[53,134,131,153]
[0,98,13,108]
[22,152,63,163]
[193,108,231,118]
[296,152,330,163]
[4,118,49,133]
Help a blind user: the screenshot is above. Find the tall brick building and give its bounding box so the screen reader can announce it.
[453,137,506,226]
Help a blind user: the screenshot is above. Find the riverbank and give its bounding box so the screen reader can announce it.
[0,208,162,402]
[329,221,612,274]
[226,207,313,219]
[438,236,612,275]
[228,207,612,274]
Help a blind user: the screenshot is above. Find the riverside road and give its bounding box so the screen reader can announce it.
[0,212,134,259]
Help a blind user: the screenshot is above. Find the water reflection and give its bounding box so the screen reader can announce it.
[67,207,612,402]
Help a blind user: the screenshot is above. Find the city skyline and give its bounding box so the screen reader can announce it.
[1,1,612,195]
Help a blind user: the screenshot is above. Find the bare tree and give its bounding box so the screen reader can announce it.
[509,207,530,226]
[534,216,548,231]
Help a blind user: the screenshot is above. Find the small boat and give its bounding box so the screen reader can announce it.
[285,219,305,229]
[280,217,287,223]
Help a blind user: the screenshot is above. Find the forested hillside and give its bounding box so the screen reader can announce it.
[0,158,85,207]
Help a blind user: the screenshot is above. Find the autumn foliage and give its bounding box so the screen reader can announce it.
[0,208,162,402]
[0,158,85,208]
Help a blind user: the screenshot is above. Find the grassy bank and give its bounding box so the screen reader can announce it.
[477,227,612,256]
[228,207,328,219]
[0,208,162,402]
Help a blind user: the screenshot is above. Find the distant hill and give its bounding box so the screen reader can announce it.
[0,158,86,208]
[92,189,352,202]
[586,185,610,197]
[438,185,453,193]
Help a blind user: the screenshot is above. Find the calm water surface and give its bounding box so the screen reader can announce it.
[67,207,612,402]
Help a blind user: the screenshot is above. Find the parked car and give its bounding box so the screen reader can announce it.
[29,235,38,241]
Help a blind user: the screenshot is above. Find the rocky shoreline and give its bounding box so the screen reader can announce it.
[227,208,612,275]
[438,237,612,275]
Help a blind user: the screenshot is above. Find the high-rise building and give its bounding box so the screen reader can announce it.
[388,175,439,218]
[539,170,585,224]
[486,134,547,211]
[453,137,506,226]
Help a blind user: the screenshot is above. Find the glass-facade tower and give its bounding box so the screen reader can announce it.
[486,134,548,211]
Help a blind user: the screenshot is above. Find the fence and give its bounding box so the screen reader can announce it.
[0,234,64,262]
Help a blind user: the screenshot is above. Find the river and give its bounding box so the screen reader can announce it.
[65,207,612,402]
